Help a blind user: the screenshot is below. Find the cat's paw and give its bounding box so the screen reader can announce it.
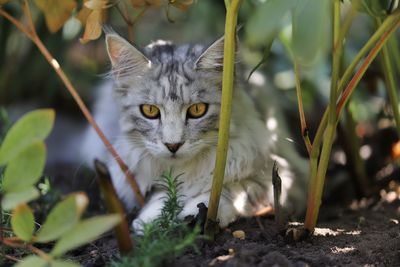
[179,194,210,220]
[216,198,238,228]
[131,192,165,234]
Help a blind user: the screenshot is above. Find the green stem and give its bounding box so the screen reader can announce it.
[388,35,400,75]
[293,61,312,155]
[336,17,400,115]
[305,0,342,232]
[205,0,242,238]
[312,10,400,163]
[375,17,400,138]
[305,9,400,232]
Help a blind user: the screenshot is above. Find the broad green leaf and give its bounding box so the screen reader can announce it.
[51,215,120,257]
[34,0,77,33]
[2,187,39,210]
[3,142,46,192]
[36,193,89,243]
[14,255,48,267]
[51,260,81,267]
[246,0,297,46]
[11,204,35,241]
[292,0,329,66]
[0,109,54,165]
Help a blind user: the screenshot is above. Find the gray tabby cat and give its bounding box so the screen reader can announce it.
[83,31,308,231]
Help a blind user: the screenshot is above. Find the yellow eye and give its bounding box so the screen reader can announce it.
[187,103,208,119]
[140,104,160,119]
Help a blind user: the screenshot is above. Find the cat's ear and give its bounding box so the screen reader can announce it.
[194,35,239,70]
[105,33,151,76]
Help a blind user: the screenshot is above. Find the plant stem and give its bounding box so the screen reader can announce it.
[305,0,342,232]
[205,0,242,238]
[336,17,400,115]
[95,160,133,255]
[311,10,400,165]
[293,61,312,156]
[375,17,400,137]
[305,7,400,232]
[0,3,145,206]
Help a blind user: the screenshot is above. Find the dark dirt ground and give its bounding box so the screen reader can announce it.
[2,163,399,267]
[69,189,400,267]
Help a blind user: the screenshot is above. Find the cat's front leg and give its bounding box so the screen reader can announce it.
[131,191,166,233]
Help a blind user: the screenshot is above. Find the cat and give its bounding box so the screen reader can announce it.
[82,30,309,232]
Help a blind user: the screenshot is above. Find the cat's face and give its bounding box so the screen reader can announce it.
[106,33,226,162]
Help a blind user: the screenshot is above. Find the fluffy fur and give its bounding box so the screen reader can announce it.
[82,32,309,231]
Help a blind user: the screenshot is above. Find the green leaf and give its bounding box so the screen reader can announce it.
[246,0,297,46]
[50,260,81,267]
[11,204,35,241]
[3,142,46,192]
[2,187,40,210]
[292,0,329,66]
[36,193,89,243]
[14,255,48,267]
[0,109,55,165]
[51,215,120,257]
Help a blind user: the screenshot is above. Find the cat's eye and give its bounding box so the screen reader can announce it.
[140,104,160,119]
[187,103,208,119]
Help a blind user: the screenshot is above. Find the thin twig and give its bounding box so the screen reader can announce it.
[0,8,33,39]
[293,61,312,155]
[2,239,51,261]
[1,253,21,262]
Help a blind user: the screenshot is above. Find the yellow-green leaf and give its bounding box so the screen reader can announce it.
[3,142,46,192]
[2,187,40,210]
[36,193,89,243]
[14,255,48,267]
[51,215,120,257]
[0,109,54,165]
[34,0,77,33]
[11,204,35,241]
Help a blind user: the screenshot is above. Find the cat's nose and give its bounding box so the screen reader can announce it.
[164,142,184,153]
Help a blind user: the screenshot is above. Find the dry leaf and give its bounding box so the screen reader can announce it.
[78,0,110,44]
[84,0,110,10]
[34,0,77,33]
[130,0,161,7]
[80,10,103,44]
[0,0,12,5]
[169,0,194,11]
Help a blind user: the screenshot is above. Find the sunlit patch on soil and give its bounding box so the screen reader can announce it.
[330,246,356,254]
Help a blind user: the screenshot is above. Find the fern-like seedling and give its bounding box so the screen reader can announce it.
[113,170,200,267]
[158,169,184,228]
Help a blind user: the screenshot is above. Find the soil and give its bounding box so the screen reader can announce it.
[4,163,399,267]
[73,195,400,267]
